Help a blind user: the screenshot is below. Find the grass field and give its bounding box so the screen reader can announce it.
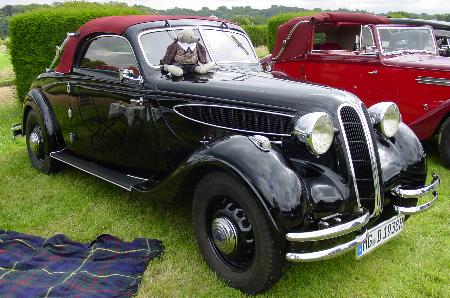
[0,54,449,297]
[0,45,14,86]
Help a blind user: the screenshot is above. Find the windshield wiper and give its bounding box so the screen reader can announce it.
[229,34,250,56]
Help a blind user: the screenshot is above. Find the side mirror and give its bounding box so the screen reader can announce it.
[119,68,143,83]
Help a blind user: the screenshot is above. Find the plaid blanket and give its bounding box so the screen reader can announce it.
[0,230,163,297]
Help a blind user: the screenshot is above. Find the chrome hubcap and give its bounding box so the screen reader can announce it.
[211,216,238,255]
[29,126,43,158]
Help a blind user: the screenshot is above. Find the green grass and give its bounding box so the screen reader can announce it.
[0,78,449,295]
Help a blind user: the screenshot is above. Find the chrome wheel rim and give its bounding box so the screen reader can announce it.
[207,198,255,271]
[29,124,44,160]
[211,217,238,255]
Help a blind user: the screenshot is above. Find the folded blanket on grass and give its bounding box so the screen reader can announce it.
[0,230,163,298]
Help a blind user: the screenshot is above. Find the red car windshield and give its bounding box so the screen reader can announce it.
[376,26,437,55]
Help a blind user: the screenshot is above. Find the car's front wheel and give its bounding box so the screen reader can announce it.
[438,117,450,168]
[192,171,285,294]
[25,109,58,173]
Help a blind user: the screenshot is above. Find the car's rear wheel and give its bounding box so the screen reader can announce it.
[25,109,58,173]
[438,117,450,168]
[192,171,285,294]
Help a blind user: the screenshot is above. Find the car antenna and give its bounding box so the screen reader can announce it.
[165,20,171,27]
[221,21,229,29]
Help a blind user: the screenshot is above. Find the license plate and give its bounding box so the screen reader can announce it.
[356,214,405,258]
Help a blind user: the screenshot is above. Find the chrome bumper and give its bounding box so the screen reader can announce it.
[286,173,440,262]
[391,173,440,215]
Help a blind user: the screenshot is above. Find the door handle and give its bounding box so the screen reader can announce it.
[368,70,378,75]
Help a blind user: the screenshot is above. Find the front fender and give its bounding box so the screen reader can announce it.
[409,98,450,140]
[187,136,306,231]
[376,123,427,191]
[134,135,306,234]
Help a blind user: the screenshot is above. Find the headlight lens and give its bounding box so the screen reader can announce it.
[368,102,401,138]
[294,112,334,155]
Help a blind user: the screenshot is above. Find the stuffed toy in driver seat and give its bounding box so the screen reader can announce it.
[161,29,215,77]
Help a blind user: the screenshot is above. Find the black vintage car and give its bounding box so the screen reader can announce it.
[13,16,441,294]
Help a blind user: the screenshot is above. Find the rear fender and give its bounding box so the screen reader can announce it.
[23,88,64,151]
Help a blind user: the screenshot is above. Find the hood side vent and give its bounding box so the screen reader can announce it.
[173,104,294,136]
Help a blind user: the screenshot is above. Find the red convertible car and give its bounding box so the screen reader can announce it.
[263,12,450,166]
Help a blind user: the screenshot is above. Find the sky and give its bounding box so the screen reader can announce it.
[1,0,449,14]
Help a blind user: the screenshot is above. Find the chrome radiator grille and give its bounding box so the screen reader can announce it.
[339,105,381,215]
[174,104,294,136]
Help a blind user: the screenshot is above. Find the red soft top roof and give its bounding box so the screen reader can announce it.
[272,12,390,61]
[56,15,230,73]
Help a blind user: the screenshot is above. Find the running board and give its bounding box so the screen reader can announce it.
[50,150,148,191]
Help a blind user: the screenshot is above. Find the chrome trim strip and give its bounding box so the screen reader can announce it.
[392,173,440,198]
[337,104,361,208]
[416,76,450,87]
[126,174,148,181]
[286,230,368,262]
[286,212,370,242]
[394,191,438,215]
[173,103,294,137]
[338,103,382,216]
[50,151,133,191]
[357,102,382,216]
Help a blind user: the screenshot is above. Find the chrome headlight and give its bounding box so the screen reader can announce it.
[294,112,334,155]
[368,102,401,138]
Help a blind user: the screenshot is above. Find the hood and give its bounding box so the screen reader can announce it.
[382,53,450,71]
[155,70,360,116]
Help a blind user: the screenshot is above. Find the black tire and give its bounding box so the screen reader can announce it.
[192,171,285,294]
[25,109,59,173]
[438,117,450,168]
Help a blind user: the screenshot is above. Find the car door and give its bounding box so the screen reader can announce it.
[352,25,398,108]
[67,35,157,172]
[303,25,398,108]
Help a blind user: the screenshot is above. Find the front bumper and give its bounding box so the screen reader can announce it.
[286,173,441,262]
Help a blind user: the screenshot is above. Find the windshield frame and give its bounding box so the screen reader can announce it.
[375,25,438,56]
[137,26,258,70]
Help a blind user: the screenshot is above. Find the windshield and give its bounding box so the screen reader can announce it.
[139,27,257,67]
[201,29,257,63]
[377,27,437,55]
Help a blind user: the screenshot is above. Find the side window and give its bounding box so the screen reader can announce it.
[360,26,375,52]
[80,36,139,74]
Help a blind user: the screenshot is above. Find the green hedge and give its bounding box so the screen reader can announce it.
[9,2,145,101]
[242,25,267,48]
[267,11,317,53]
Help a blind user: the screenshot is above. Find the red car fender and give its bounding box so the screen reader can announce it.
[409,99,450,140]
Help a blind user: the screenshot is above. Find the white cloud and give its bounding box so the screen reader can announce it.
[1,0,449,14]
